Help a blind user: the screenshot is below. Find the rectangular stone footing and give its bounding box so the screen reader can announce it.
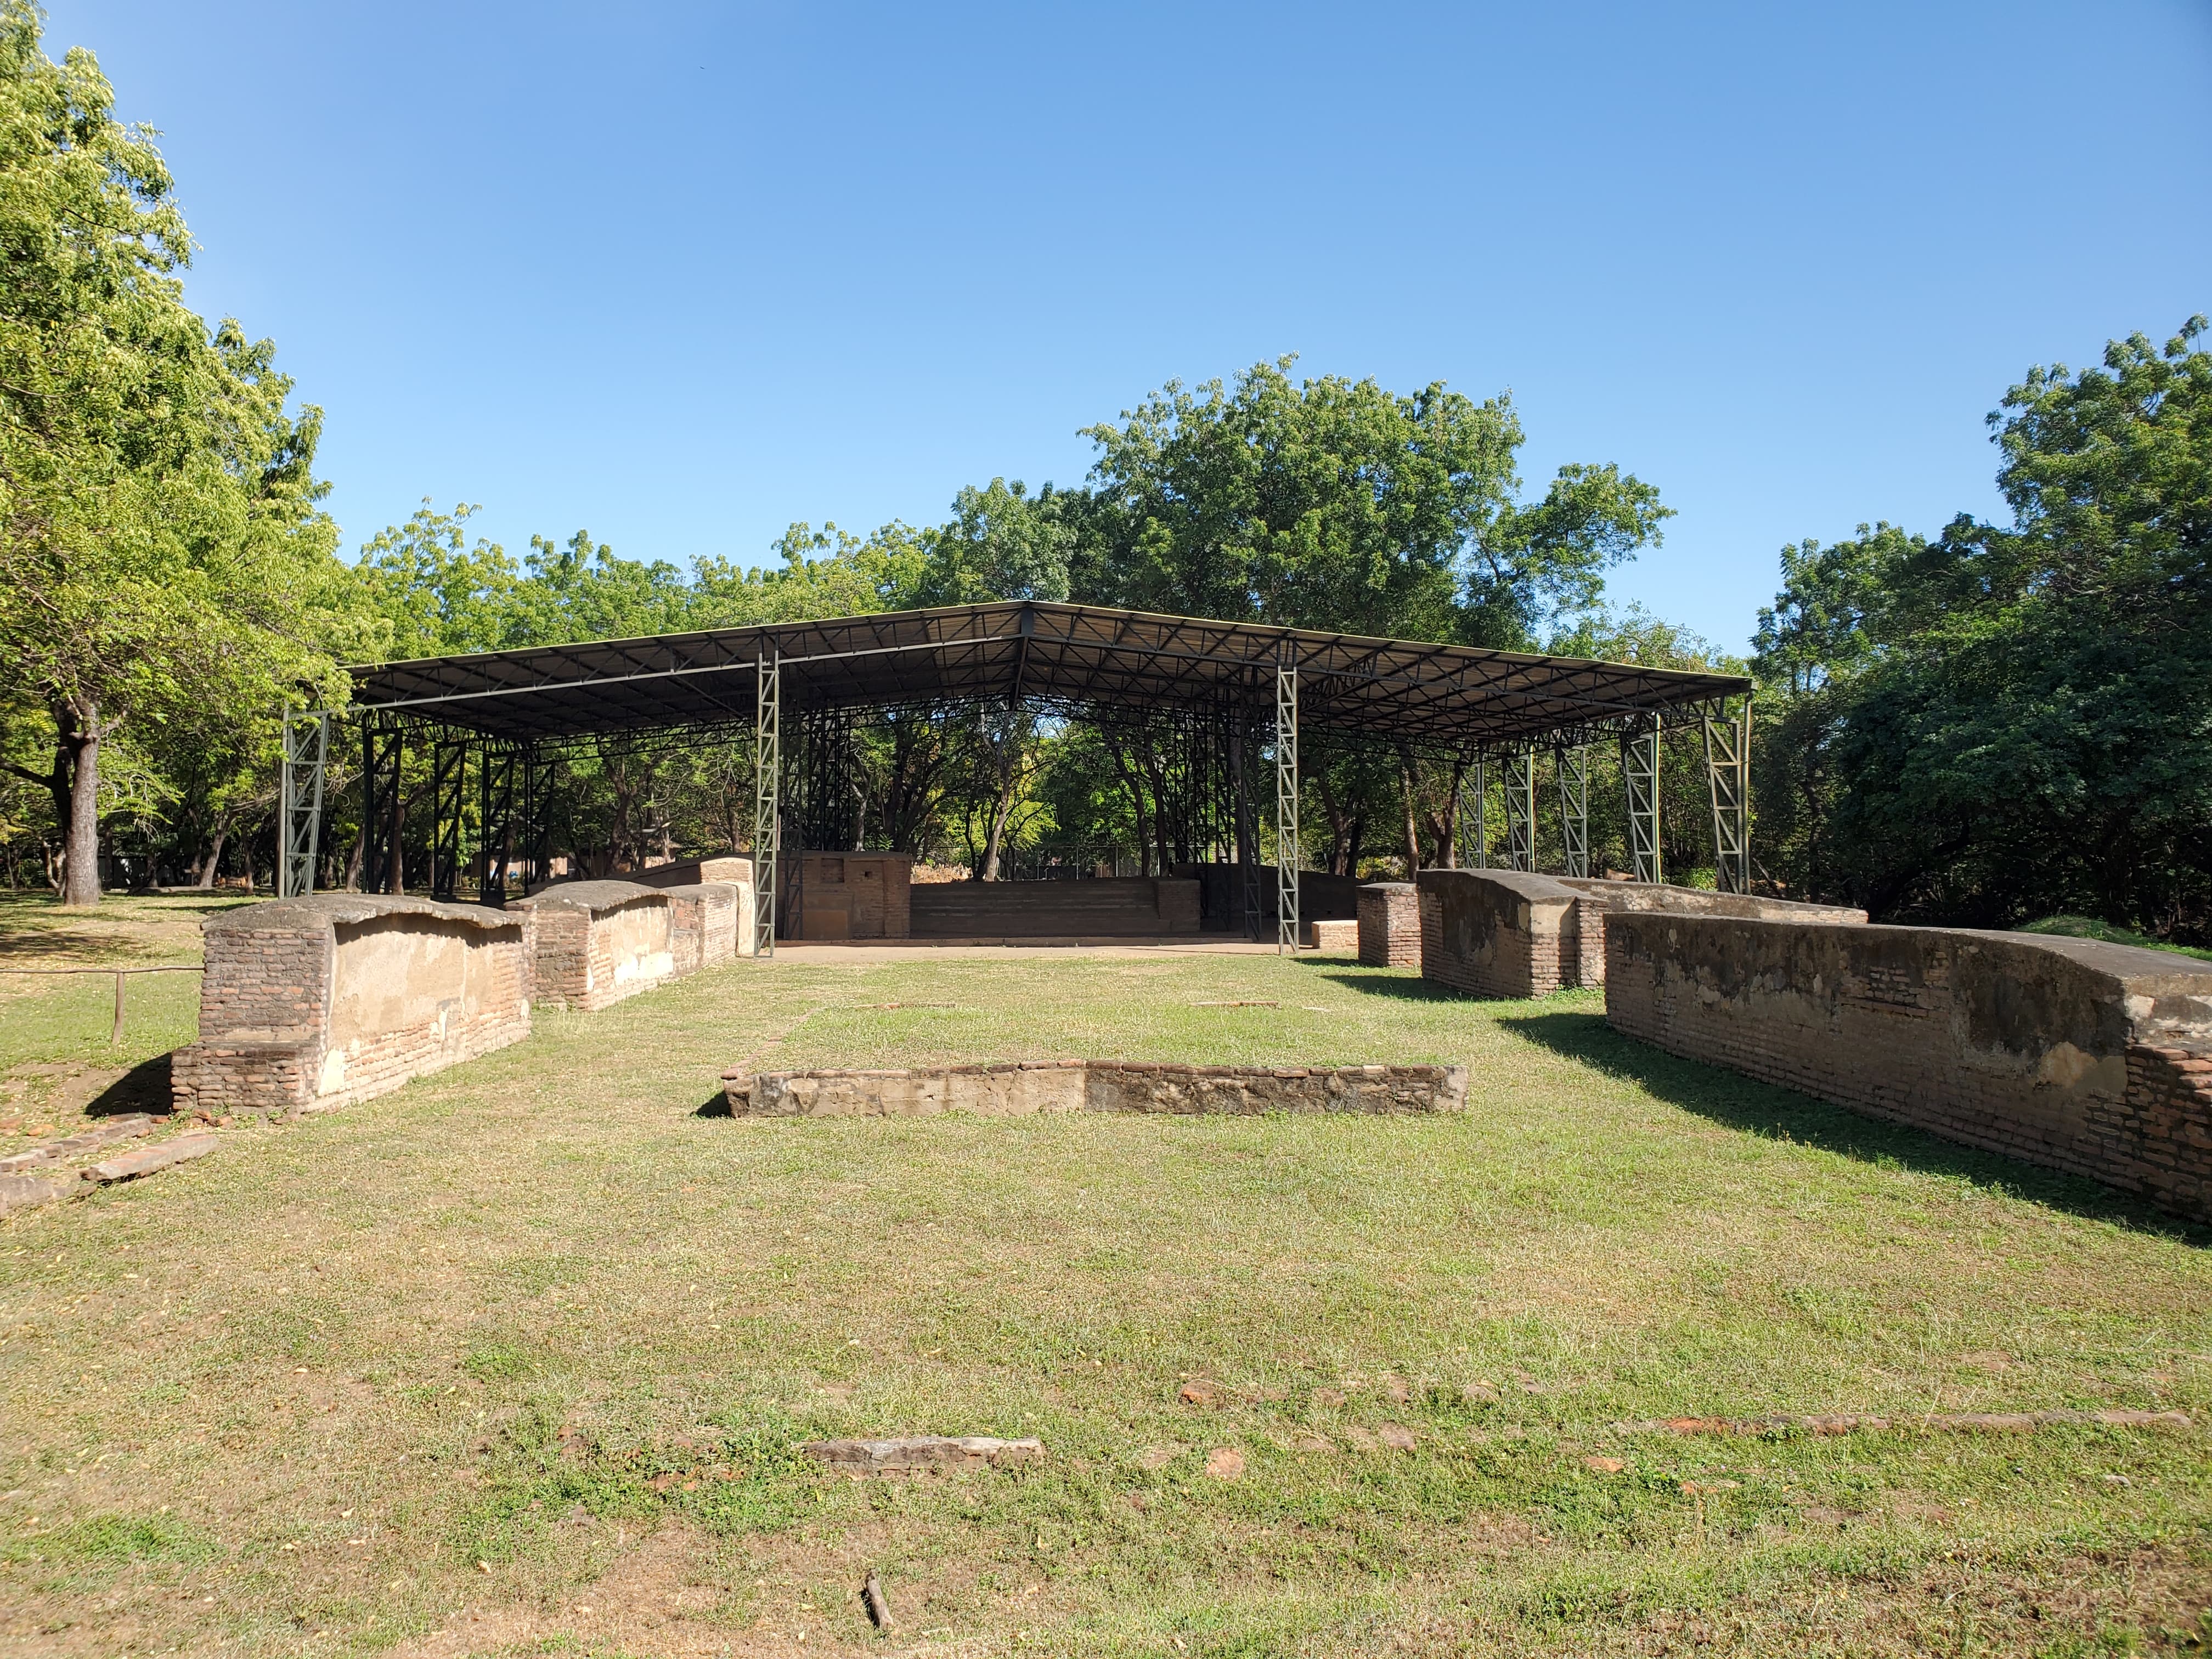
[721,1060,1469,1117]
[799,1436,1042,1474]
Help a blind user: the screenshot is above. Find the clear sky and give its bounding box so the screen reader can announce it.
[41,0,2212,650]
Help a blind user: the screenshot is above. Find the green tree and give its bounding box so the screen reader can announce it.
[0,5,344,904]
[1752,320,2211,935]
[1072,358,1669,645]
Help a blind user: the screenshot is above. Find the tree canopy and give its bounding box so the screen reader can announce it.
[1752,319,2211,937]
[0,2,348,903]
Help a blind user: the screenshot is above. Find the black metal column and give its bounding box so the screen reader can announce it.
[477,742,518,907]
[362,715,405,896]
[430,738,467,901]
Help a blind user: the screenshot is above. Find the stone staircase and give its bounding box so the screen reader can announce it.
[909,878,1199,938]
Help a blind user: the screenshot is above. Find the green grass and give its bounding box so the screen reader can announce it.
[0,918,2208,1655]
[0,893,239,1120]
[2020,914,2212,963]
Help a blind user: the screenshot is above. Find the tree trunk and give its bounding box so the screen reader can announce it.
[59,698,102,908]
[980,762,1020,881]
[1397,751,1421,879]
[1316,769,1355,876]
[195,819,230,888]
[1107,741,1154,877]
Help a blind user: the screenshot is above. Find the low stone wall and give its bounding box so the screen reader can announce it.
[629,857,757,956]
[1604,915,2212,1222]
[1358,883,1420,968]
[1305,918,1357,951]
[1418,869,1868,999]
[722,1060,1469,1117]
[173,895,533,1116]
[512,880,693,1011]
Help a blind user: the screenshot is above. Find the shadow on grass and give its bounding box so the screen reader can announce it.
[1505,1007,2206,1244]
[86,1055,173,1118]
[694,1094,732,1118]
[1308,965,1537,1005]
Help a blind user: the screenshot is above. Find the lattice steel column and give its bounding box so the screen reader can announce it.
[1704,697,1751,894]
[1624,719,1662,885]
[278,709,328,899]
[1276,664,1299,955]
[362,715,404,895]
[1558,744,1589,879]
[753,653,780,958]
[1503,751,1536,872]
[1468,757,1488,869]
[430,739,467,901]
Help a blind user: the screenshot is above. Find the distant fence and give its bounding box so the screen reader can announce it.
[0,965,205,1044]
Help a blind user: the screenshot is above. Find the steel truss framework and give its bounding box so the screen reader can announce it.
[278,710,328,900]
[1623,719,1663,885]
[1703,697,1753,896]
[306,601,1749,928]
[1557,744,1590,879]
[1502,751,1536,873]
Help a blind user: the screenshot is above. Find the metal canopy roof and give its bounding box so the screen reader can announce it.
[347,600,1747,753]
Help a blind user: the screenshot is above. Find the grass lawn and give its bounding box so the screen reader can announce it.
[1,897,2209,1656]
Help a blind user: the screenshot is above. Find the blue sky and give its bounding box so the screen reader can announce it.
[44,0,2212,650]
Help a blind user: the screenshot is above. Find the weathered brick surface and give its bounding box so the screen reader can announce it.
[1358,883,1421,967]
[1604,915,2212,1223]
[722,1059,1469,1117]
[629,859,758,956]
[512,881,687,1011]
[795,853,912,939]
[1417,870,1579,998]
[172,895,533,1117]
[1419,870,1866,999]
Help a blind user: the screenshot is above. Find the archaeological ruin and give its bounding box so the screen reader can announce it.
[205,598,2211,1225]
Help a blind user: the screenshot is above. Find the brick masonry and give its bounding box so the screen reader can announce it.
[722,1059,1470,1118]
[1603,913,2212,1223]
[172,895,533,1117]
[793,852,913,940]
[1418,868,1867,1000]
[512,880,695,1011]
[1358,882,1420,967]
[630,858,758,956]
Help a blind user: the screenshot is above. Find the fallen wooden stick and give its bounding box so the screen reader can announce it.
[1606,1408,2192,1438]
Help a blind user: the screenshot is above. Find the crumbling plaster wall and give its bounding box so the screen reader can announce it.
[173,895,533,1116]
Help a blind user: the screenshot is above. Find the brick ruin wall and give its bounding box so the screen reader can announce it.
[173,896,533,1117]
[175,879,753,1116]
[515,880,737,1011]
[723,1060,1470,1118]
[1417,870,1582,998]
[1604,914,2212,1223]
[630,858,757,956]
[1358,883,1421,968]
[1417,869,1869,1000]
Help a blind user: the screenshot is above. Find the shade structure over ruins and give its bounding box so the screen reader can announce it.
[344,599,1747,754]
[301,600,1753,953]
